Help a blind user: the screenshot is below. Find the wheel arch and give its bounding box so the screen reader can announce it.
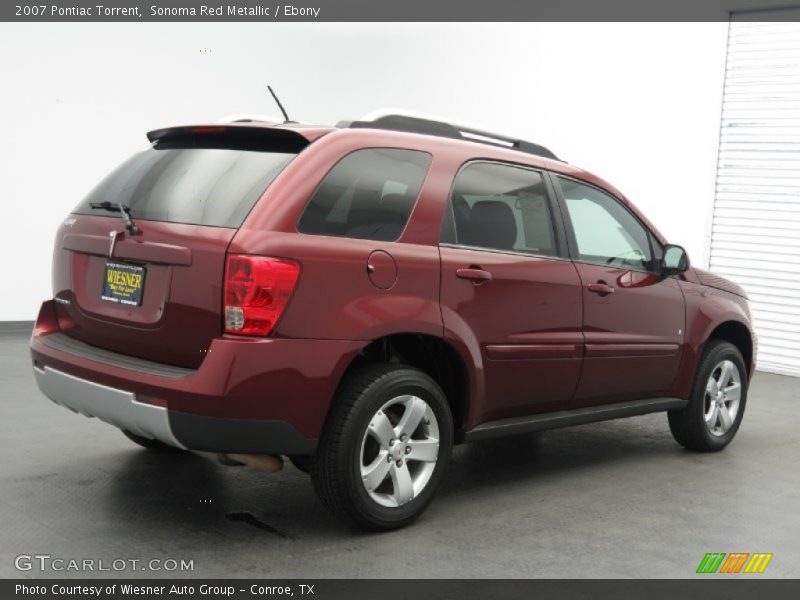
[329,333,472,440]
[706,319,754,379]
[672,312,755,400]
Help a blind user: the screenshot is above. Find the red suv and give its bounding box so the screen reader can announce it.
[30,114,755,530]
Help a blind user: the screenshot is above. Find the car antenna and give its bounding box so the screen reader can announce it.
[267,85,294,123]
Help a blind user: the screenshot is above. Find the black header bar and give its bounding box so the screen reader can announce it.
[5,579,800,600]
[4,0,800,22]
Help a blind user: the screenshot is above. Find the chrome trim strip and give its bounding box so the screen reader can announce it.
[108,230,121,259]
[438,242,572,263]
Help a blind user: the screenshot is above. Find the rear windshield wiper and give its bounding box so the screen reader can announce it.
[89,201,139,235]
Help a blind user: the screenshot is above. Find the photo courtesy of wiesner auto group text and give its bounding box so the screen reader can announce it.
[1,0,799,598]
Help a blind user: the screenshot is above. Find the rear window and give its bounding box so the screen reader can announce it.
[297,148,432,241]
[73,144,297,228]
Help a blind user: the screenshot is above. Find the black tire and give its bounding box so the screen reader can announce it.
[288,455,314,474]
[668,340,748,452]
[311,363,453,531]
[122,429,184,452]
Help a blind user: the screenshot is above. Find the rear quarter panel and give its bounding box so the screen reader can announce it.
[230,130,462,341]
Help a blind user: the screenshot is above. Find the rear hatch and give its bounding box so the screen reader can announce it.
[52,125,312,368]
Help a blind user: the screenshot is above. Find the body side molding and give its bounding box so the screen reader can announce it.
[463,397,688,442]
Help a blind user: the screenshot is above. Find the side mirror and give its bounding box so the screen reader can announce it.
[661,244,689,275]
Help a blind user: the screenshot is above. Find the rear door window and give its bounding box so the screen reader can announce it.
[442,161,557,257]
[297,148,432,241]
[74,144,298,228]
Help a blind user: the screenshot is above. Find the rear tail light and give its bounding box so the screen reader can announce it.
[223,255,300,337]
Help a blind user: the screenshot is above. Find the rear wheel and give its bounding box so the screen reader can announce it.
[311,363,453,530]
[122,429,184,452]
[668,340,748,452]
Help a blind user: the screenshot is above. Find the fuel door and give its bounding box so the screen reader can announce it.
[366,250,397,290]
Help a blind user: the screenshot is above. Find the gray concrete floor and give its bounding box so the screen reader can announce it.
[2,331,799,579]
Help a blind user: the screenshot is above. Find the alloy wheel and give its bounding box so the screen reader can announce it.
[359,395,440,508]
[703,359,742,437]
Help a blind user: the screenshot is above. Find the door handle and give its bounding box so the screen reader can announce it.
[587,281,615,295]
[456,267,493,283]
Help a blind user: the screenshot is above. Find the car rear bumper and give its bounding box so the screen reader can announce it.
[34,364,187,449]
[30,300,363,454]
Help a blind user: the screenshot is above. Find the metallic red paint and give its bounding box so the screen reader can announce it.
[440,246,583,426]
[569,262,684,407]
[30,123,756,447]
[52,217,236,368]
[31,302,362,439]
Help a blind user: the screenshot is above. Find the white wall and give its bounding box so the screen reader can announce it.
[0,22,728,321]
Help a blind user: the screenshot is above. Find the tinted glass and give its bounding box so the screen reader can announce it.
[297,148,432,241]
[558,176,653,270]
[73,146,297,228]
[446,162,556,256]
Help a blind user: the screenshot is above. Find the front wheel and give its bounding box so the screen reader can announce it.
[668,340,748,452]
[311,364,453,530]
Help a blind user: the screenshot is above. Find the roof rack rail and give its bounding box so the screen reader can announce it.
[340,112,560,161]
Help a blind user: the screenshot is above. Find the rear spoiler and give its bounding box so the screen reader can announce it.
[146,124,328,152]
